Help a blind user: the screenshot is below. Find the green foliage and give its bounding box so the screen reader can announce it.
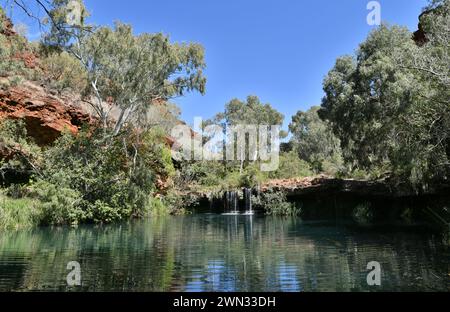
[177,159,267,193]
[0,9,34,84]
[40,51,88,93]
[148,196,169,216]
[52,20,206,134]
[162,191,196,215]
[0,119,42,184]
[139,127,176,180]
[29,180,85,225]
[1,123,177,227]
[25,126,175,225]
[320,5,450,188]
[253,189,300,216]
[269,151,313,179]
[289,106,343,173]
[17,0,207,134]
[0,118,28,142]
[239,162,267,187]
[208,95,285,130]
[0,191,41,230]
[0,2,202,226]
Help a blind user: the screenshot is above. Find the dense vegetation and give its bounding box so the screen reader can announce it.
[1,1,203,228]
[1,0,449,228]
[320,0,449,188]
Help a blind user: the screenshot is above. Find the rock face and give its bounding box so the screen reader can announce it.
[0,14,16,37]
[263,176,393,197]
[413,11,429,46]
[0,82,93,145]
[1,13,92,145]
[261,176,450,198]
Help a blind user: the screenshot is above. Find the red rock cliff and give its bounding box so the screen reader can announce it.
[0,82,92,145]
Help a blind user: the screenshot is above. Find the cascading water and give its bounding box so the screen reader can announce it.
[243,188,254,215]
[223,190,239,215]
[222,189,253,215]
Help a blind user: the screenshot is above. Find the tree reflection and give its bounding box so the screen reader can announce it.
[0,215,448,291]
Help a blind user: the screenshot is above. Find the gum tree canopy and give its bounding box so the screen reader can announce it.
[72,23,206,135]
[205,95,287,172]
[289,106,341,173]
[319,1,449,188]
[10,0,207,136]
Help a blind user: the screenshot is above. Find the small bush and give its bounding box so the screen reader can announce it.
[0,192,41,230]
[29,180,86,226]
[40,51,87,94]
[147,196,168,216]
[162,191,197,215]
[270,151,313,179]
[253,189,301,216]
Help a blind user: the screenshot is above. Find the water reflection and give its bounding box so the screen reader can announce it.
[0,215,448,292]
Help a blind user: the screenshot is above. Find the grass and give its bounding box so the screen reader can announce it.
[0,192,41,231]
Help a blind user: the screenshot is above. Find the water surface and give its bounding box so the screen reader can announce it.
[0,215,448,291]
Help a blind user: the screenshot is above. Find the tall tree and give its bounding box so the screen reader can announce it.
[289,106,341,173]
[7,0,207,137]
[73,22,206,136]
[320,1,449,187]
[206,95,286,172]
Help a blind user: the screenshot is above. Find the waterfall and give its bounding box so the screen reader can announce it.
[222,189,253,215]
[223,190,239,214]
[243,188,253,215]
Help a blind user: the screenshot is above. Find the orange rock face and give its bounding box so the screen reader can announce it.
[0,83,93,145]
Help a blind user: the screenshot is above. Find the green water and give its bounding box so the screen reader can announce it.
[0,214,448,292]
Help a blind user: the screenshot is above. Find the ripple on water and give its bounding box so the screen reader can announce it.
[0,215,449,291]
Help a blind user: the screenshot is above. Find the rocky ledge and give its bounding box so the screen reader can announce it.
[0,81,93,145]
[261,176,450,198]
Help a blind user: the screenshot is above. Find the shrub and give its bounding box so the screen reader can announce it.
[1,120,180,226]
[40,51,87,94]
[28,127,161,224]
[138,127,176,180]
[29,180,85,226]
[162,191,197,215]
[147,196,168,216]
[253,189,301,216]
[0,11,35,83]
[269,151,313,179]
[0,191,41,230]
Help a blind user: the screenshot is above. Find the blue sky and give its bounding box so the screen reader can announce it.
[8,0,428,130]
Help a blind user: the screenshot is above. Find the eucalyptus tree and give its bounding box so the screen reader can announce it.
[44,1,206,136]
[319,0,449,187]
[2,0,207,219]
[8,0,207,137]
[71,23,206,136]
[289,106,341,173]
[206,95,286,172]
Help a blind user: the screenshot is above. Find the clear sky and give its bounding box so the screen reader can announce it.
[9,0,429,130]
